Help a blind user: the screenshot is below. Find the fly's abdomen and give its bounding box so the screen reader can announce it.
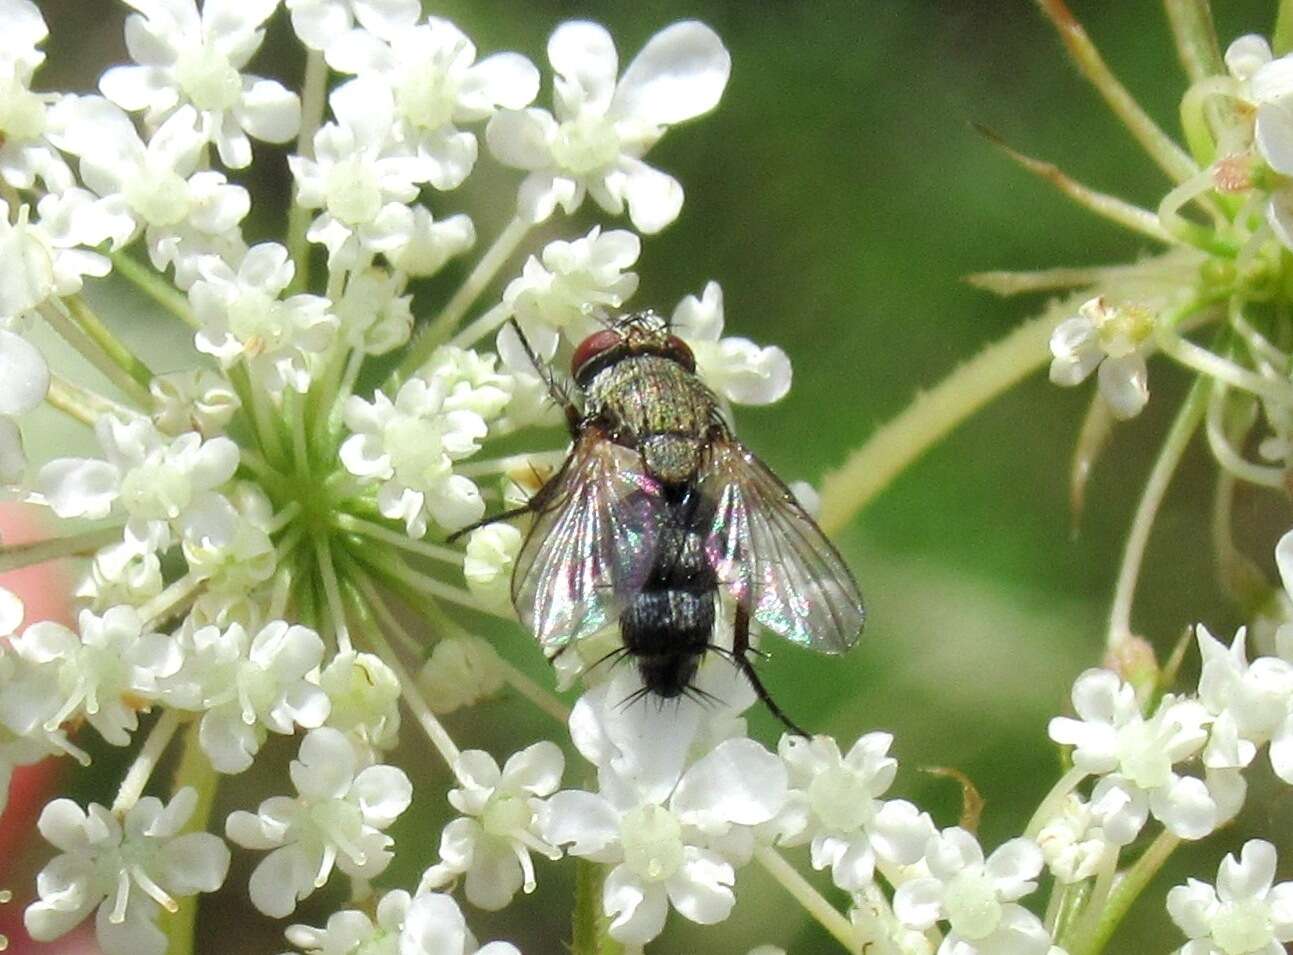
[621,589,714,697]
[621,520,715,697]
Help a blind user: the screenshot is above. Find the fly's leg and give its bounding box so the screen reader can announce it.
[733,603,810,738]
[446,502,539,543]
[505,317,582,435]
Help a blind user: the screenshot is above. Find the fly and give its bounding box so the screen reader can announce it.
[453,311,865,734]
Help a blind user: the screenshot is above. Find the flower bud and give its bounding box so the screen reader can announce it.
[419,635,505,714]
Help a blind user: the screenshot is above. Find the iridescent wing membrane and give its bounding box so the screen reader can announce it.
[700,438,865,652]
[511,431,664,655]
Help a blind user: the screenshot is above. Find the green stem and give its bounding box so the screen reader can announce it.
[1276,0,1293,56]
[1163,0,1224,82]
[161,719,219,955]
[229,364,288,469]
[347,574,464,772]
[344,540,507,617]
[755,847,861,953]
[977,127,1173,243]
[1023,765,1088,838]
[333,512,464,565]
[138,573,203,631]
[1052,879,1093,941]
[395,216,531,381]
[67,296,157,389]
[0,525,123,573]
[287,50,328,294]
[1106,374,1210,651]
[111,709,182,814]
[314,533,353,654]
[47,373,135,424]
[110,252,197,327]
[1066,831,1180,955]
[817,302,1062,534]
[572,859,623,955]
[44,376,100,426]
[38,301,154,407]
[1034,0,1199,183]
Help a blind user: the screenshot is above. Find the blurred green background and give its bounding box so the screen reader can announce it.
[16,1,1293,952]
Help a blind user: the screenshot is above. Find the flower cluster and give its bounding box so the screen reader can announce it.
[0,0,827,951]
[4,2,1293,955]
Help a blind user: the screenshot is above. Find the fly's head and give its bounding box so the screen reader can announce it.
[571,311,695,387]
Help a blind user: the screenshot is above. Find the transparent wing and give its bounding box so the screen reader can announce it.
[512,432,664,654]
[701,438,864,653]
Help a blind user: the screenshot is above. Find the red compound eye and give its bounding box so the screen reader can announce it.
[571,329,623,377]
[663,334,695,372]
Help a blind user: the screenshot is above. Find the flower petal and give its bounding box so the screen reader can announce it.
[671,737,786,828]
[548,21,618,114]
[604,865,667,945]
[612,21,730,126]
[0,329,48,415]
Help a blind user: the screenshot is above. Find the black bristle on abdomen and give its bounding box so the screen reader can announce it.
[620,482,716,698]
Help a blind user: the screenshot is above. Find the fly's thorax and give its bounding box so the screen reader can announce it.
[582,354,717,483]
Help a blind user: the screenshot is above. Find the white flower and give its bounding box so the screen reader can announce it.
[225,727,412,917]
[419,635,506,715]
[1049,669,1217,839]
[25,789,229,955]
[1167,839,1293,955]
[1034,795,1113,883]
[0,0,46,76]
[328,17,538,190]
[150,368,240,437]
[284,889,520,955]
[418,346,515,421]
[388,205,475,278]
[0,325,48,483]
[420,742,564,910]
[463,523,523,606]
[47,98,250,283]
[671,281,792,405]
[36,415,239,546]
[544,672,784,946]
[499,226,640,361]
[893,828,1050,955]
[486,20,731,233]
[855,882,936,955]
[1048,296,1154,419]
[166,620,330,774]
[772,732,933,892]
[1226,35,1273,86]
[99,0,300,168]
[319,651,401,751]
[288,79,425,268]
[1221,37,1293,246]
[77,524,165,610]
[569,658,758,775]
[0,596,70,810]
[190,242,338,393]
[0,194,112,319]
[340,377,487,537]
[284,0,420,52]
[7,606,180,746]
[1194,625,1293,771]
[333,265,413,355]
[179,486,276,593]
[0,0,73,192]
